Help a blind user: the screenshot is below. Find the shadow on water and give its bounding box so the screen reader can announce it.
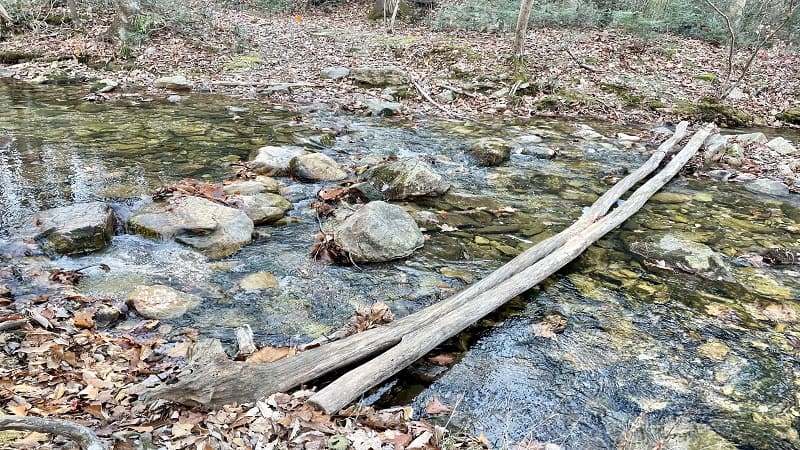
[1,79,799,449]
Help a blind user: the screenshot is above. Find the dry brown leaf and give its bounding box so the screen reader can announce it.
[427,353,456,366]
[424,396,452,415]
[246,346,297,364]
[73,309,95,329]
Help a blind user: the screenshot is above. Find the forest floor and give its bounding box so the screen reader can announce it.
[1,1,799,127]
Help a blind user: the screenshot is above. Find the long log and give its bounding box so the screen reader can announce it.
[142,123,692,407]
[0,416,107,450]
[307,123,714,413]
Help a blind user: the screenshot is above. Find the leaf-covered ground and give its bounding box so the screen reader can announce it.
[1,1,799,126]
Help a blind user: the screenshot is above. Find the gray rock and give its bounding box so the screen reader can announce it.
[289,153,347,181]
[435,89,456,104]
[128,285,201,319]
[154,75,191,91]
[729,132,767,145]
[128,196,253,259]
[572,125,604,140]
[365,98,403,117]
[350,66,410,87]
[766,137,797,156]
[34,202,115,255]
[515,134,543,145]
[167,95,182,103]
[91,78,118,93]
[250,145,308,175]
[467,137,513,166]
[321,67,350,80]
[239,272,280,291]
[232,193,291,224]
[745,178,790,197]
[625,233,733,282]
[334,201,424,262]
[364,157,450,200]
[223,178,279,195]
[264,84,292,94]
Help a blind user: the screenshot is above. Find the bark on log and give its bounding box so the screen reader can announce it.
[0,416,107,450]
[307,123,714,413]
[142,123,694,408]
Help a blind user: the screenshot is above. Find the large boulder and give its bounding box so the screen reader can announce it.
[250,146,308,176]
[34,202,115,255]
[334,201,424,262]
[350,66,410,87]
[127,285,201,319]
[128,196,253,259]
[625,233,733,282]
[364,157,450,200]
[289,153,348,181]
[467,137,513,166]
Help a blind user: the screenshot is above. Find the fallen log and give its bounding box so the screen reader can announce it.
[0,416,107,450]
[307,123,714,413]
[142,122,696,408]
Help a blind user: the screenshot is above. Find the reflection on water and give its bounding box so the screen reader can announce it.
[1,79,799,449]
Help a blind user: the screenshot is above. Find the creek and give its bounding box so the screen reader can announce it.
[1,79,799,449]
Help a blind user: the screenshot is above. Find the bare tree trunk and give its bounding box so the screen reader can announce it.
[67,0,80,25]
[727,0,747,32]
[107,0,140,42]
[512,0,536,60]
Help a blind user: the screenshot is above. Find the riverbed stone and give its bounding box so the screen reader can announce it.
[364,157,450,200]
[766,137,798,156]
[320,66,350,80]
[467,137,512,166]
[34,202,115,255]
[154,75,191,90]
[127,285,201,319]
[289,152,347,181]
[223,178,279,195]
[625,233,734,282]
[334,201,424,262]
[730,132,767,145]
[250,145,308,175]
[745,178,790,197]
[350,66,409,87]
[364,98,403,117]
[128,196,254,259]
[233,193,290,224]
[239,272,280,291]
[777,107,800,125]
[650,192,691,204]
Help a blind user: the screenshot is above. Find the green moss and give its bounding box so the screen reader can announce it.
[534,88,596,112]
[647,99,665,110]
[0,50,41,64]
[599,82,643,107]
[676,97,752,127]
[368,0,414,20]
[693,72,718,82]
[44,14,72,25]
[776,107,800,125]
[225,53,265,72]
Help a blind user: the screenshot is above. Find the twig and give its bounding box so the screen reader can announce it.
[702,0,736,88]
[411,77,451,116]
[0,415,107,450]
[434,82,478,98]
[210,81,321,88]
[563,47,600,72]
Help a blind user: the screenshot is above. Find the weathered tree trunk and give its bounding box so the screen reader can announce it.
[512,0,536,59]
[107,0,140,42]
[143,124,704,409]
[0,416,107,450]
[307,124,715,414]
[727,0,747,32]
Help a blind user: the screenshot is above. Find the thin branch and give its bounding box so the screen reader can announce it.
[0,416,107,450]
[563,47,601,72]
[702,0,736,87]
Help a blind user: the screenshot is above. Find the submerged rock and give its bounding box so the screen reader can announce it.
[334,201,424,262]
[250,145,308,176]
[625,233,734,282]
[34,202,115,255]
[127,285,201,319]
[289,152,348,181]
[467,137,512,167]
[745,178,790,197]
[239,272,280,291]
[128,196,253,259]
[364,157,450,200]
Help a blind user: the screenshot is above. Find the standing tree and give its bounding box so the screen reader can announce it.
[512,0,536,62]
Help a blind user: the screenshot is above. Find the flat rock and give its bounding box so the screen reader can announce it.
[320,67,350,80]
[334,201,424,262]
[350,66,410,87]
[128,196,253,259]
[745,178,790,197]
[625,233,734,282]
[223,178,279,195]
[154,75,191,91]
[289,152,347,181]
[128,285,201,319]
[250,145,308,175]
[364,157,450,200]
[233,193,291,224]
[467,137,512,166]
[239,272,280,291]
[34,202,115,255]
[365,98,403,117]
[766,137,797,156]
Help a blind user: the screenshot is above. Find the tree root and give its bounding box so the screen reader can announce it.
[0,416,107,450]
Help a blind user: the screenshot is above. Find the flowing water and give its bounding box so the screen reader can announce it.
[1,79,799,449]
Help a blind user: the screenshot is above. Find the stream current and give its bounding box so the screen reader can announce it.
[1,80,799,449]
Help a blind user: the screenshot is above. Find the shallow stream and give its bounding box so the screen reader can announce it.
[1,79,799,449]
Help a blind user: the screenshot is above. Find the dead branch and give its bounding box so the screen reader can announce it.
[563,47,600,72]
[0,416,107,450]
[0,319,28,331]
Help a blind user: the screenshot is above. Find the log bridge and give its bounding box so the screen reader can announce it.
[142,122,715,414]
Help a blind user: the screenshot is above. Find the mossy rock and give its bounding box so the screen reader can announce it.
[647,99,665,110]
[693,72,718,82]
[776,107,800,125]
[368,0,414,20]
[44,14,73,25]
[0,50,42,64]
[225,53,265,72]
[676,97,752,127]
[534,88,596,112]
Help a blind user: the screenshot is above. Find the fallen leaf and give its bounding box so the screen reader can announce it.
[424,396,452,415]
[73,310,95,329]
[428,353,456,366]
[247,346,297,363]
